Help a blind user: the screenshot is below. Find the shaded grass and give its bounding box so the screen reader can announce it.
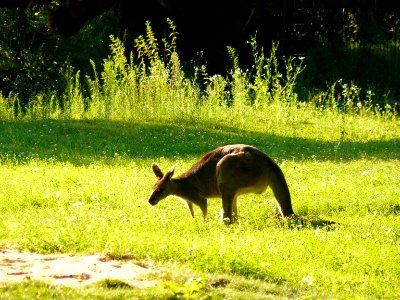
[0,110,398,166]
[0,274,310,300]
[0,280,172,300]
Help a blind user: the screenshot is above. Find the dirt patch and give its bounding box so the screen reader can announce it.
[0,248,160,288]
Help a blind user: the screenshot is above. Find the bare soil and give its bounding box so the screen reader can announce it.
[0,248,160,288]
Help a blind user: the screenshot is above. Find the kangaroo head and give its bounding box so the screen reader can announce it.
[148,163,175,206]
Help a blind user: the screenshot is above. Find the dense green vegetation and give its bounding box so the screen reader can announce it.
[0,26,399,298]
[1,1,400,110]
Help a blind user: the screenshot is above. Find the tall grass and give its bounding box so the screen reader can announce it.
[2,21,395,124]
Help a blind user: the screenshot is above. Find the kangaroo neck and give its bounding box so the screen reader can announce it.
[170,176,198,198]
[171,169,220,198]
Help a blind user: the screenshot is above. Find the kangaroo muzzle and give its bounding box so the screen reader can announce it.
[148,191,160,206]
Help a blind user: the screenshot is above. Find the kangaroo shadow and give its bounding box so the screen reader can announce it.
[283,215,340,231]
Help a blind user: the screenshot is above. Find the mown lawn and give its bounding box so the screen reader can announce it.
[0,105,399,299]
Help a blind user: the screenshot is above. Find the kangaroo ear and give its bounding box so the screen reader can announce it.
[166,165,176,179]
[152,163,164,179]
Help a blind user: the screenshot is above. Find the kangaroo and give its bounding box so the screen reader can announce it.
[148,144,294,223]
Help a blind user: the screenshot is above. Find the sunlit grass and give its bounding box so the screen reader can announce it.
[0,114,399,298]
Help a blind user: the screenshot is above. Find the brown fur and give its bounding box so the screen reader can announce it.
[148,144,294,223]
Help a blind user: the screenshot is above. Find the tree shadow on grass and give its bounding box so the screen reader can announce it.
[0,119,398,166]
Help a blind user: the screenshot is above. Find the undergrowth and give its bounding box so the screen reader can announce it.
[0,21,397,123]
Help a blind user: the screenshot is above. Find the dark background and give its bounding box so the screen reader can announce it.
[1,0,399,107]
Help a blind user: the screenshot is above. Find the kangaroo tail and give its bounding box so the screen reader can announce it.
[269,163,295,217]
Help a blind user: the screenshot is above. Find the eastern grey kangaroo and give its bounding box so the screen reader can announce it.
[148,144,294,223]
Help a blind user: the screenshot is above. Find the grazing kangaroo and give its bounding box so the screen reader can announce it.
[148,144,294,223]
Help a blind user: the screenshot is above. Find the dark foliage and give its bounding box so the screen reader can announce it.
[0,0,400,107]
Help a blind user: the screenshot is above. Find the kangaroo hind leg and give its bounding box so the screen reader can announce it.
[217,152,247,224]
[220,192,237,224]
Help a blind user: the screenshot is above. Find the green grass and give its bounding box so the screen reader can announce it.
[0,107,399,298]
[0,31,399,298]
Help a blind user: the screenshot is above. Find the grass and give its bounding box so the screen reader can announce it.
[0,28,399,298]
[0,112,399,299]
